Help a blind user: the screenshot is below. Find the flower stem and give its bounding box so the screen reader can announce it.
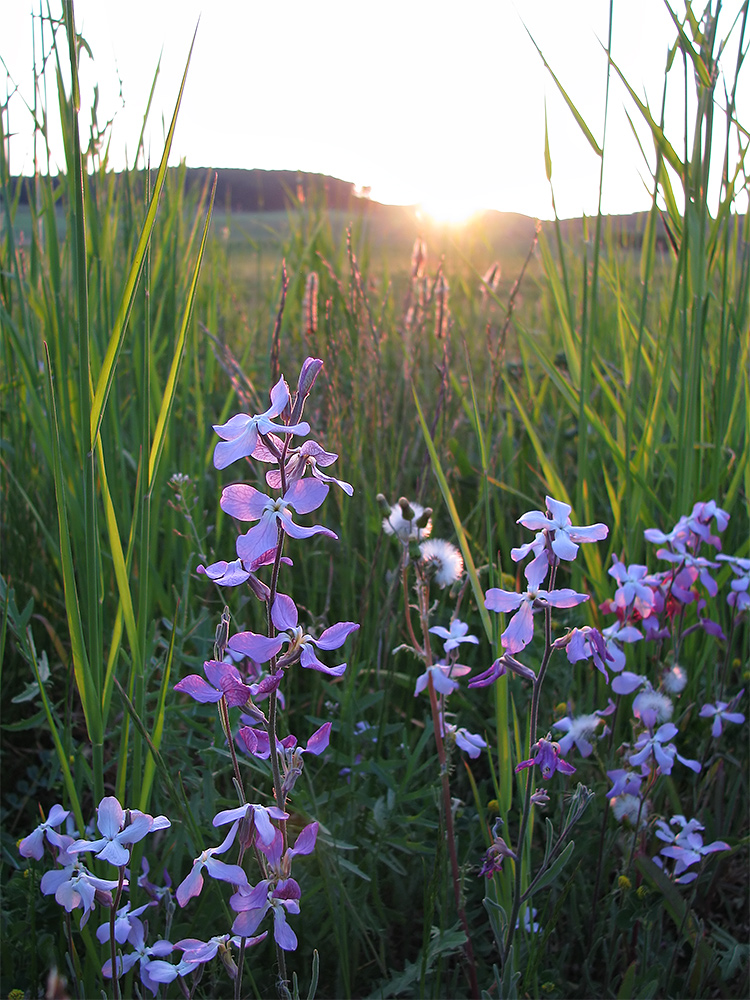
[417,569,479,999]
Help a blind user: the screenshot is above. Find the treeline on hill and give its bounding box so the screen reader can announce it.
[8,166,365,213]
[8,165,740,255]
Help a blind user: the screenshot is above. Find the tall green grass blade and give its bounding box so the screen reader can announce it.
[523,24,603,158]
[148,173,217,486]
[95,435,139,679]
[607,53,684,177]
[90,26,199,445]
[138,608,178,813]
[43,342,101,746]
[412,384,492,642]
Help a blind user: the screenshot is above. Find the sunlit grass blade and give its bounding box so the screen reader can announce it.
[606,52,684,177]
[148,174,217,486]
[90,25,199,445]
[412,384,492,642]
[138,608,178,813]
[42,342,101,747]
[522,23,603,158]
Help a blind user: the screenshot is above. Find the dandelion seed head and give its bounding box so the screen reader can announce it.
[662,664,688,694]
[633,689,674,725]
[611,794,649,829]
[419,538,463,587]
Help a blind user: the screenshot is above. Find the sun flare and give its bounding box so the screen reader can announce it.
[416,195,484,226]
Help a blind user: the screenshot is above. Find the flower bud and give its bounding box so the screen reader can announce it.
[398,497,416,521]
[376,493,392,516]
[246,574,271,603]
[219,940,238,980]
[214,607,231,659]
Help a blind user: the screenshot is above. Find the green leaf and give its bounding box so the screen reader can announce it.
[524,840,575,899]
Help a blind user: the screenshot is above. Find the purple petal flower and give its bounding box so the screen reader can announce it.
[18,803,70,860]
[717,554,750,610]
[68,797,170,868]
[212,377,310,470]
[517,496,608,561]
[221,480,337,564]
[174,659,253,708]
[608,557,655,615]
[175,822,248,907]
[699,690,745,737]
[96,901,156,945]
[515,735,576,779]
[266,440,353,496]
[429,620,479,652]
[478,827,517,877]
[212,803,289,847]
[229,595,358,677]
[41,862,122,927]
[414,661,470,697]
[628,723,701,775]
[486,556,589,654]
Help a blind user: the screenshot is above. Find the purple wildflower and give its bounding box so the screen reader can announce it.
[478,822,517,877]
[175,822,248,907]
[485,555,589,654]
[228,594,358,677]
[212,803,289,848]
[230,878,301,951]
[628,723,701,775]
[18,803,70,860]
[174,659,253,707]
[515,734,577,779]
[429,619,479,652]
[212,376,310,470]
[174,932,266,969]
[558,625,614,679]
[40,862,122,927]
[414,661,470,697]
[699,690,745,737]
[516,495,608,561]
[608,557,655,615]
[265,440,353,496]
[101,918,176,995]
[717,554,750,611]
[653,814,730,884]
[68,797,170,868]
[221,479,337,564]
[96,900,157,945]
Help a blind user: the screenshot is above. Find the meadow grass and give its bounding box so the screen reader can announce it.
[1,2,748,999]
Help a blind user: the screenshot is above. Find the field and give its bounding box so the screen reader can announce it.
[1,4,749,1000]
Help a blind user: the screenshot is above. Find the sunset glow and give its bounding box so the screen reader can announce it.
[3,1,748,220]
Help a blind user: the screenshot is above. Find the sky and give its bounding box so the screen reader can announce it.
[3,1,748,221]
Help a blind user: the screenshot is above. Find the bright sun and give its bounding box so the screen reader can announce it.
[416,195,484,226]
